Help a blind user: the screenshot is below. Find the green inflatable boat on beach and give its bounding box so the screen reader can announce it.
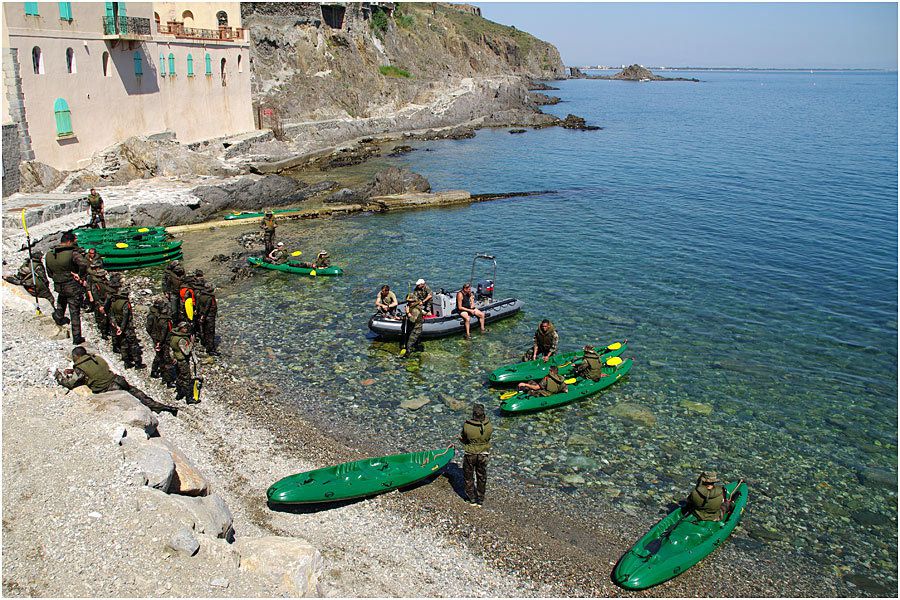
[74,226,167,241]
[103,252,183,271]
[81,240,183,258]
[612,481,749,590]
[248,256,344,276]
[499,356,633,413]
[489,340,628,384]
[267,447,455,504]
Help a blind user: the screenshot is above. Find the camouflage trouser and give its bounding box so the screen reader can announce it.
[404,318,424,353]
[114,326,143,367]
[200,315,216,352]
[94,305,110,339]
[150,343,174,383]
[108,376,177,416]
[173,357,192,399]
[89,211,106,229]
[263,231,275,254]
[463,453,488,503]
[53,281,84,341]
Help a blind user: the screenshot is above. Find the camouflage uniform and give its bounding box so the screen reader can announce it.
[85,261,111,339]
[3,252,55,308]
[193,270,218,354]
[56,350,176,415]
[146,298,175,385]
[460,404,493,506]
[86,191,106,228]
[169,323,197,402]
[44,241,89,344]
[261,213,277,254]
[573,346,605,381]
[687,472,728,522]
[107,276,144,369]
[163,261,187,321]
[402,291,425,355]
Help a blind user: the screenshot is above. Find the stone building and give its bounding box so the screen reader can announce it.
[1,1,253,186]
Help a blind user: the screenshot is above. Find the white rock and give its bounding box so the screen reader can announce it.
[210,577,229,589]
[123,440,175,492]
[400,396,431,410]
[88,512,102,519]
[236,536,323,597]
[166,527,200,557]
[83,390,158,435]
[147,438,210,496]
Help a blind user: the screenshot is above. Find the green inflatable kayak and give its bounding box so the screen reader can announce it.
[224,207,303,220]
[104,252,183,271]
[612,481,749,590]
[74,226,167,241]
[267,447,455,504]
[83,240,183,258]
[499,356,633,413]
[100,248,182,265]
[248,256,344,276]
[489,340,628,384]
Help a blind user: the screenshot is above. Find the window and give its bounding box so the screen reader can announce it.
[187,54,194,77]
[237,54,242,73]
[168,53,175,76]
[54,98,73,137]
[25,2,39,16]
[102,51,111,77]
[205,53,212,76]
[66,47,76,73]
[154,12,160,31]
[159,53,166,77]
[220,57,226,86]
[32,47,43,75]
[216,10,228,26]
[58,2,73,21]
[133,51,142,76]
[182,10,194,26]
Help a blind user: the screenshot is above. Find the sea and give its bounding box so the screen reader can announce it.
[183,69,898,593]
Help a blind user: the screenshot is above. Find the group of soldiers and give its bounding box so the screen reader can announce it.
[5,229,218,406]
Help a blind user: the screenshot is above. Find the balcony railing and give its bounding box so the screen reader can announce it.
[102,15,152,37]
[157,22,246,41]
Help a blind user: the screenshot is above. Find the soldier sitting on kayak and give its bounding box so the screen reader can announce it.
[265,242,288,264]
[296,251,330,269]
[375,285,400,319]
[523,319,559,362]
[685,472,732,521]
[517,365,568,396]
[572,344,608,381]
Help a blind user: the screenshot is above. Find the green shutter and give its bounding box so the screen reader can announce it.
[105,2,113,18]
[54,98,73,136]
[58,2,72,20]
[119,3,126,17]
[205,53,212,75]
[159,53,166,77]
[168,53,175,75]
[25,2,39,16]
[187,54,194,77]
[133,51,142,76]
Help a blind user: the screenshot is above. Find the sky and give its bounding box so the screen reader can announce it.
[475,2,898,69]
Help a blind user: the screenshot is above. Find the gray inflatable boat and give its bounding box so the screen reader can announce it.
[367,254,524,340]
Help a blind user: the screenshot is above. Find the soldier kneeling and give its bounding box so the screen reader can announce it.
[56,346,177,415]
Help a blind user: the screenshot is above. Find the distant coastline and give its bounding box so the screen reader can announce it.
[580,66,896,72]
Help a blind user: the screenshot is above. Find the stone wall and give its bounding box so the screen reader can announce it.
[2,123,21,196]
[2,47,35,162]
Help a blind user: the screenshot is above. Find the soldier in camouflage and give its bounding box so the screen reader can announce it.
[146,297,176,386]
[192,270,219,355]
[85,188,106,228]
[44,231,88,344]
[169,321,198,403]
[106,273,145,369]
[261,210,277,255]
[3,250,55,310]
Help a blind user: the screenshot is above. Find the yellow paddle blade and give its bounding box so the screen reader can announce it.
[230,211,242,215]
[564,378,577,384]
[137,227,150,233]
[115,242,128,249]
[184,297,194,320]
[193,380,201,402]
[291,250,302,256]
[20,209,29,235]
[607,342,622,350]
[499,391,518,400]
[309,269,317,277]
[607,356,623,367]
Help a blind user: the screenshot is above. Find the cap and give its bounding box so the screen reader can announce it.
[700,471,719,484]
[472,403,487,421]
[176,321,190,329]
[276,242,284,247]
[265,210,274,215]
[153,297,166,307]
[318,251,328,257]
[415,278,426,285]
[170,260,181,268]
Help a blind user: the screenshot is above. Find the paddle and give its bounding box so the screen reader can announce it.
[115,242,129,248]
[19,209,41,316]
[645,479,744,556]
[184,296,194,321]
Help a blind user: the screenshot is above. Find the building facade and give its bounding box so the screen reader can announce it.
[1,1,253,175]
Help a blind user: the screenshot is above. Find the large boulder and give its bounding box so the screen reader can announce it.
[19,160,66,193]
[236,536,323,597]
[191,176,336,218]
[138,488,234,540]
[148,438,210,496]
[366,167,431,197]
[607,402,657,427]
[123,438,176,491]
[82,390,159,435]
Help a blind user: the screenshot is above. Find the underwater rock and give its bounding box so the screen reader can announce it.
[440,394,468,411]
[679,400,713,415]
[400,396,431,411]
[607,403,657,427]
[856,467,897,489]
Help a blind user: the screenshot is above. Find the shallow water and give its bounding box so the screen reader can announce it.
[186,70,897,591]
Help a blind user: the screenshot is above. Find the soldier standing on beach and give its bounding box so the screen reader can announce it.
[459,403,493,507]
[85,261,112,340]
[106,273,145,369]
[261,210,277,255]
[3,250,55,309]
[169,321,198,403]
[146,297,176,386]
[44,231,88,344]
[85,188,106,228]
[192,270,219,355]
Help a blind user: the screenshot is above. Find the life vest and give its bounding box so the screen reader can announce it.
[689,483,726,521]
[73,353,115,393]
[44,245,82,284]
[535,324,557,354]
[542,372,566,394]
[461,418,493,454]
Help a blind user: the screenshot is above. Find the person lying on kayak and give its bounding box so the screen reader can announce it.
[375,285,400,319]
[296,251,330,269]
[685,472,732,521]
[523,319,559,362]
[517,365,568,396]
[572,345,608,381]
[455,282,485,339]
[265,242,288,264]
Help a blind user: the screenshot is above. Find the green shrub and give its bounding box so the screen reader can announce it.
[379,65,411,78]
[370,9,389,37]
[394,4,414,29]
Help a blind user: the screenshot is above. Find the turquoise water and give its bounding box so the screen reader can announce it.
[204,71,897,590]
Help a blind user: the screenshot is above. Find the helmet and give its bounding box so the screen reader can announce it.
[193,269,204,278]
[174,265,185,276]
[153,297,166,308]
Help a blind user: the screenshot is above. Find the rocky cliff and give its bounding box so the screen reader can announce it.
[241,2,565,123]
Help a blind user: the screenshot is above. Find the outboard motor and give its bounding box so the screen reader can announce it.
[475,279,494,302]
